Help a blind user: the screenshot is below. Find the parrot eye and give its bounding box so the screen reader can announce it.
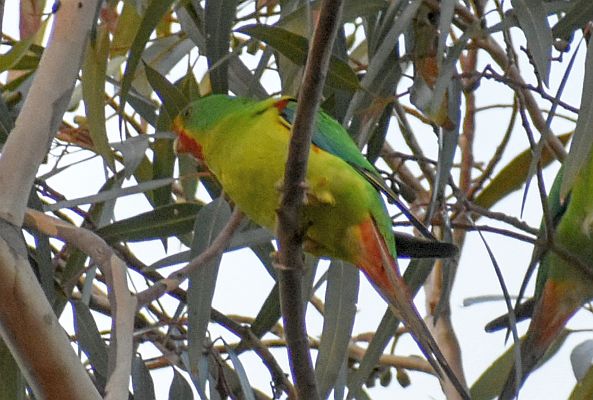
[182,106,192,119]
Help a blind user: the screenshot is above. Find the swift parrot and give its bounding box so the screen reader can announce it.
[172,95,467,397]
[497,162,593,399]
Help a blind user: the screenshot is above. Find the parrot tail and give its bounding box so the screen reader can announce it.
[499,280,581,399]
[356,218,470,400]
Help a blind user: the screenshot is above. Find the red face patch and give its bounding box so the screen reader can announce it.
[172,117,205,161]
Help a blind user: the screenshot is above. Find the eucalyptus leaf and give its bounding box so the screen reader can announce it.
[132,356,156,400]
[187,198,231,389]
[512,0,553,85]
[572,340,593,381]
[316,261,359,399]
[561,37,593,199]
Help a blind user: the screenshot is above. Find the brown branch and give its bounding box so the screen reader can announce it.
[0,2,102,399]
[251,337,435,375]
[275,0,344,398]
[23,208,137,400]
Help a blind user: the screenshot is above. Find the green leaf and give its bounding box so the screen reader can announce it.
[474,133,571,210]
[144,61,189,118]
[112,136,151,179]
[0,339,25,400]
[470,330,570,400]
[552,0,593,40]
[112,1,143,58]
[572,340,593,381]
[512,0,553,85]
[153,112,175,209]
[82,26,115,170]
[187,198,231,382]
[120,0,176,106]
[169,368,194,400]
[248,283,281,338]
[561,37,593,199]
[237,24,360,92]
[316,261,359,399]
[345,0,417,129]
[96,203,202,243]
[278,0,385,33]
[0,21,46,73]
[429,79,461,218]
[73,301,109,378]
[224,342,256,400]
[132,356,156,400]
[27,192,54,303]
[205,0,239,93]
[571,364,593,400]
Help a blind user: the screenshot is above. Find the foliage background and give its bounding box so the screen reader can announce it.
[1,0,592,399]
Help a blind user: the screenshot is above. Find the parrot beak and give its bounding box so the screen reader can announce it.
[172,116,205,161]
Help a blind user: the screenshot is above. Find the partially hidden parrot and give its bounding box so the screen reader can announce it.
[172,95,467,398]
[496,161,593,399]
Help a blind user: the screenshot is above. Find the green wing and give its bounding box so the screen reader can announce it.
[281,100,434,239]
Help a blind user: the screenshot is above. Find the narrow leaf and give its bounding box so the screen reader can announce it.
[237,24,360,92]
[572,340,593,381]
[169,369,194,400]
[316,261,359,399]
[187,198,231,384]
[474,133,571,210]
[44,177,175,211]
[82,26,115,170]
[73,301,109,378]
[552,0,593,40]
[471,330,570,399]
[132,356,156,400]
[96,202,202,243]
[144,61,189,118]
[570,364,593,400]
[224,343,256,400]
[205,0,239,93]
[561,37,593,198]
[120,0,176,106]
[0,339,25,400]
[512,0,553,85]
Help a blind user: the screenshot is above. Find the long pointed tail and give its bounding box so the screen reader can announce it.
[357,219,469,399]
[499,279,581,399]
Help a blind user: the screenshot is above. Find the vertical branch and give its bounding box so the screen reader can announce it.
[0,1,102,399]
[275,0,344,398]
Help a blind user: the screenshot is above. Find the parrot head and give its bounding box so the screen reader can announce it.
[172,95,260,163]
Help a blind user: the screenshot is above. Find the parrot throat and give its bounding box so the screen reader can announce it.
[171,116,205,162]
[175,131,204,161]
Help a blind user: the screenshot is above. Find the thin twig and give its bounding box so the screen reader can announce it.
[135,208,244,306]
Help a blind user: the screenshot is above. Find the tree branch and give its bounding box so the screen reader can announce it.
[23,208,136,400]
[275,0,344,398]
[0,1,101,399]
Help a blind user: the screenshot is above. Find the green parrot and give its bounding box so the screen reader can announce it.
[497,162,593,399]
[172,95,467,398]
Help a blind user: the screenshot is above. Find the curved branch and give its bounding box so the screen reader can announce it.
[23,208,136,400]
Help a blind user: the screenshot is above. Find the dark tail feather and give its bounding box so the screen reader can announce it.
[394,232,458,258]
[484,298,535,333]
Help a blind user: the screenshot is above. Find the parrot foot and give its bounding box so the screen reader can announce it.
[274,179,334,206]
